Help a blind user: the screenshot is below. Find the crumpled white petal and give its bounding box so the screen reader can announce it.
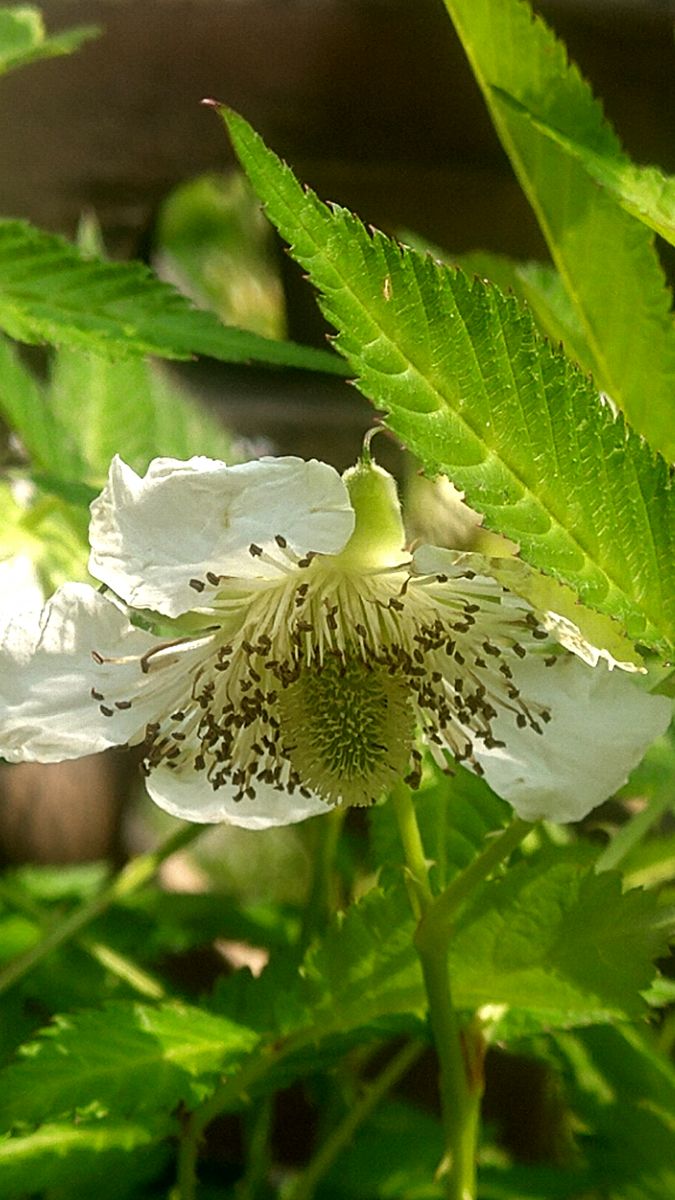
[472,652,672,823]
[146,760,330,830]
[89,455,355,618]
[0,583,203,763]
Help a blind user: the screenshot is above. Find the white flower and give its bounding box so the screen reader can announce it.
[0,454,670,829]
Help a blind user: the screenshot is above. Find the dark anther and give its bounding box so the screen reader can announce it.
[99,704,114,717]
[206,571,221,586]
[275,534,288,548]
[90,687,104,701]
[249,544,263,557]
[189,578,206,592]
[115,700,132,710]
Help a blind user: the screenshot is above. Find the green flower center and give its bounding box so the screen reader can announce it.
[278,651,415,807]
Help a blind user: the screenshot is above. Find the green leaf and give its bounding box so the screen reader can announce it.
[450,846,669,1030]
[440,0,675,462]
[0,335,79,474]
[0,1000,259,1127]
[0,6,97,77]
[221,108,674,652]
[0,1119,168,1200]
[47,348,233,482]
[0,219,345,373]
[494,87,675,248]
[402,238,592,375]
[300,886,426,1035]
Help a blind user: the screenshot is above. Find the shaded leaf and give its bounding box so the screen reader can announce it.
[551,1025,675,1200]
[0,1119,168,1200]
[451,847,670,1031]
[47,348,233,483]
[0,335,79,474]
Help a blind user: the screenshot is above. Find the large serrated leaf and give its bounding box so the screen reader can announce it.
[0,6,97,77]
[221,109,674,652]
[441,0,675,462]
[0,220,344,373]
[0,1000,259,1128]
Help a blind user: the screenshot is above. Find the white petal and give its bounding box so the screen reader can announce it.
[472,654,672,823]
[89,455,355,618]
[146,762,331,830]
[0,583,199,763]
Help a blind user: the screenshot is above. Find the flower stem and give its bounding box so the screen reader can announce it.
[390,780,434,915]
[390,783,532,1200]
[0,821,203,995]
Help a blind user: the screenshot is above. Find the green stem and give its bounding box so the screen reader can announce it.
[390,780,434,915]
[390,782,475,1199]
[0,822,203,996]
[425,817,532,940]
[285,1039,424,1200]
[391,786,531,1200]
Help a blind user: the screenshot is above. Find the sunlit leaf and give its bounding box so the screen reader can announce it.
[440,0,675,461]
[494,87,675,248]
[0,1001,259,1127]
[221,108,674,652]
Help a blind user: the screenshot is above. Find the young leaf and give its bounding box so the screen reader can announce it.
[494,88,675,248]
[0,220,345,373]
[221,108,674,652]
[0,1000,259,1127]
[0,6,97,77]
[441,0,675,462]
